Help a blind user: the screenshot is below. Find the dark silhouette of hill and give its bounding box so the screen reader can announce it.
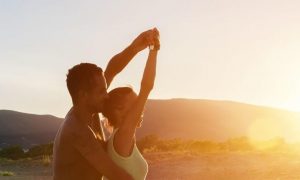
[0,110,63,148]
[1,99,300,148]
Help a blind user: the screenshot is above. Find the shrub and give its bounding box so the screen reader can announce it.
[137,135,160,153]
[0,171,14,176]
[42,155,51,166]
[0,145,25,160]
[26,142,53,158]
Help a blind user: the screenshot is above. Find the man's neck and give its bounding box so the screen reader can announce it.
[73,105,93,125]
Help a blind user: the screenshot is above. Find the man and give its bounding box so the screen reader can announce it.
[53,28,158,180]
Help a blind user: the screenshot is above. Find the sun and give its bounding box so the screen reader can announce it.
[247,113,300,150]
[247,118,283,150]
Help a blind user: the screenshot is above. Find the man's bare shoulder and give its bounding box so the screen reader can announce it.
[58,109,88,140]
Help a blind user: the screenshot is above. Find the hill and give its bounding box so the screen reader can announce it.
[1,99,300,148]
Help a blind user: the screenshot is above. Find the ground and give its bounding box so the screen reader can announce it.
[1,152,300,180]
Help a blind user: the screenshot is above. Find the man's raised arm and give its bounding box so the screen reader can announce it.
[104,29,156,88]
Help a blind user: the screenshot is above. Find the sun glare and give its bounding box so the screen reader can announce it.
[248,118,283,150]
[248,114,300,150]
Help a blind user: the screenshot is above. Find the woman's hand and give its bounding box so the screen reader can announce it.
[130,28,157,53]
[149,28,160,51]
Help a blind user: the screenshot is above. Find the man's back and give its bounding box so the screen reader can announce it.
[53,108,103,180]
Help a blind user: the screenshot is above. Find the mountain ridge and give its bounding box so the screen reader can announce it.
[1,99,300,148]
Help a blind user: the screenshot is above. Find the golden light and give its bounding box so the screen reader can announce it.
[248,118,283,150]
[281,115,300,143]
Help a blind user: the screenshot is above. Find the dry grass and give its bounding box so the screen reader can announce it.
[145,151,300,180]
[1,151,300,179]
[42,155,51,167]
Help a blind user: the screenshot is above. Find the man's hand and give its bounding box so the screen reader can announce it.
[104,28,160,88]
[130,28,159,53]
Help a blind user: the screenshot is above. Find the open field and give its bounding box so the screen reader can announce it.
[1,151,300,180]
[146,151,300,180]
[0,157,52,180]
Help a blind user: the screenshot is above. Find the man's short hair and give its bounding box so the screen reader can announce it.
[66,63,103,105]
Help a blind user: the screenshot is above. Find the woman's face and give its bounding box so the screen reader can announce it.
[116,91,144,128]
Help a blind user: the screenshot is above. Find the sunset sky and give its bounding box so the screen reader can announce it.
[1,0,300,117]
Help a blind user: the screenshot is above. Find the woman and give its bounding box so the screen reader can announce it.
[102,29,160,180]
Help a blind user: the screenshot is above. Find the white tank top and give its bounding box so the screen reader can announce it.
[103,129,148,180]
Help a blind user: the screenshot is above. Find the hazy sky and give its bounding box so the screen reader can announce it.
[1,0,300,117]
